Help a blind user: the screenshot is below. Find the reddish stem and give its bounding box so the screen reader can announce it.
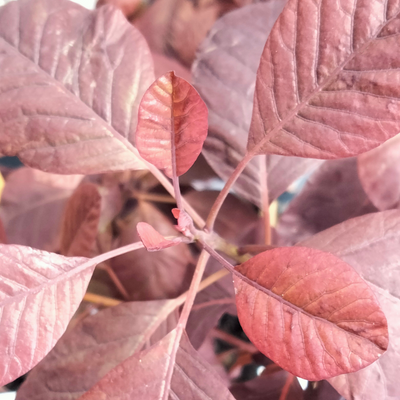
[205,151,253,232]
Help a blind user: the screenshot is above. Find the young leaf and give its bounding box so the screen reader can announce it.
[300,210,400,400]
[276,158,377,246]
[0,168,83,250]
[60,183,102,257]
[233,246,388,380]
[0,244,97,386]
[193,2,322,207]
[135,71,208,178]
[78,330,235,400]
[136,221,182,251]
[111,201,194,300]
[17,300,179,399]
[358,134,400,210]
[249,0,400,158]
[0,0,153,174]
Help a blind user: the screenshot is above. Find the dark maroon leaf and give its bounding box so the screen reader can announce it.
[193,2,322,207]
[249,0,400,158]
[60,183,101,257]
[276,158,377,246]
[234,247,388,380]
[78,330,235,400]
[0,168,82,251]
[111,201,194,300]
[358,134,400,210]
[17,300,179,399]
[0,244,97,386]
[230,370,304,400]
[300,210,400,399]
[0,0,153,174]
[136,71,208,178]
[0,216,6,244]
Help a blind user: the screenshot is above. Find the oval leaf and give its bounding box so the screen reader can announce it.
[136,71,208,178]
[358,134,400,210]
[0,0,153,174]
[300,210,400,399]
[78,330,235,400]
[17,300,178,399]
[60,183,102,257]
[249,0,400,158]
[233,247,388,380]
[0,244,97,386]
[193,1,321,206]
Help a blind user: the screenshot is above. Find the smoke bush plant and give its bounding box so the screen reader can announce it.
[0,0,399,398]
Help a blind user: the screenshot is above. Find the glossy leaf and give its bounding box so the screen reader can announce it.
[249,0,400,158]
[0,244,97,386]
[136,221,182,251]
[136,71,208,178]
[79,330,235,400]
[0,0,153,174]
[300,210,400,400]
[17,300,178,399]
[0,168,83,251]
[60,183,101,257]
[234,246,388,380]
[193,2,322,207]
[358,134,400,210]
[111,201,194,300]
[276,158,377,246]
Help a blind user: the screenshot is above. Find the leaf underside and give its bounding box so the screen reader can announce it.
[0,245,96,386]
[0,0,154,174]
[234,246,388,381]
[249,0,400,159]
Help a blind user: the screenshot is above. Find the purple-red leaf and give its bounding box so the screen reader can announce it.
[193,2,322,207]
[249,0,400,158]
[276,158,377,246]
[0,168,83,251]
[0,0,153,174]
[0,245,97,386]
[358,134,400,210]
[136,221,182,251]
[233,247,388,380]
[60,183,101,257]
[136,71,208,178]
[300,210,400,399]
[78,330,235,400]
[17,300,178,399]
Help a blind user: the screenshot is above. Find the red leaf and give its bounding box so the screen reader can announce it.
[60,183,102,257]
[233,247,388,380]
[136,222,181,251]
[0,168,82,251]
[17,300,178,399]
[0,0,153,174]
[0,216,7,244]
[193,2,322,207]
[249,0,400,159]
[0,245,97,386]
[78,330,235,400]
[300,210,400,399]
[135,71,208,178]
[358,134,400,210]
